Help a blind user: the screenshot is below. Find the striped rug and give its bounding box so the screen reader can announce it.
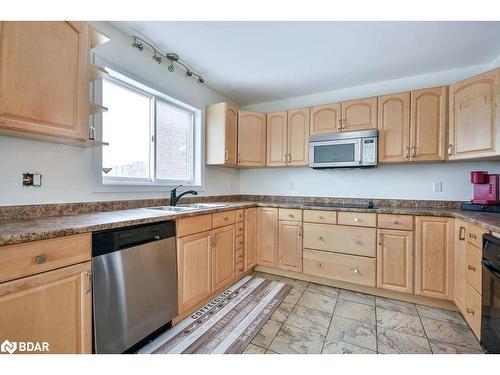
[138,275,292,354]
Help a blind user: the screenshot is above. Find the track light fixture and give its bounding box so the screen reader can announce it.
[131,35,204,84]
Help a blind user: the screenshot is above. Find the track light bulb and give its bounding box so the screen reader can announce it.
[168,63,174,72]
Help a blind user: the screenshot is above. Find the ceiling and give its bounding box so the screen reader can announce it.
[111,21,500,106]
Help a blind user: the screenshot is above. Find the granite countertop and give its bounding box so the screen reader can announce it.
[0,201,499,246]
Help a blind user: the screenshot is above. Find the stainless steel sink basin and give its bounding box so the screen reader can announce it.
[180,203,230,209]
[147,206,198,212]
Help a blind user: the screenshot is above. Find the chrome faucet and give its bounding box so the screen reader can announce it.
[170,185,198,206]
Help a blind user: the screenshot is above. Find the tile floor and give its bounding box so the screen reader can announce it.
[243,272,484,354]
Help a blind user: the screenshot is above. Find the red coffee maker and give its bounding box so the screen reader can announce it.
[470,171,500,204]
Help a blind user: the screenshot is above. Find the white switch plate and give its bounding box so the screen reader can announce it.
[433,181,442,192]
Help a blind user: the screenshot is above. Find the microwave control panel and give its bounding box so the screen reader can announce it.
[361,138,377,164]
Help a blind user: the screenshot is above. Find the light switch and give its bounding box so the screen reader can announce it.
[433,181,442,192]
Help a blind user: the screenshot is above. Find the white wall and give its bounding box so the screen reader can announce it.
[0,22,239,206]
[240,63,500,201]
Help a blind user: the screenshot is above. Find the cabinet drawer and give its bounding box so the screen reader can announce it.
[303,210,337,224]
[0,234,91,283]
[236,209,244,223]
[236,222,244,236]
[303,250,376,287]
[235,261,244,276]
[467,223,486,249]
[236,235,244,250]
[212,210,236,228]
[236,248,244,264]
[177,214,212,237]
[465,242,482,294]
[303,223,376,257]
[464,282,482,339]
[279,208,302,222]
[378,214,413,231]
[338,212,376,228]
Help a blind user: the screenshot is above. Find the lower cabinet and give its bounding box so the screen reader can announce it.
[454,219,467,310]
[211,225,236,291]
[177,231,213,314]
[256,207,279,268]
[278,220,303,272]
[244,207,257,271]
[0,261,92,354]
[376,229,414,294]
[464,282,482,338]
[415,216,454,300]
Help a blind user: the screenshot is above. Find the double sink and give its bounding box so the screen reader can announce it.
[148,203,229,213]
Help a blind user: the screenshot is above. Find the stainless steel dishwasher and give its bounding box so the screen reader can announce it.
[92,221,178,354]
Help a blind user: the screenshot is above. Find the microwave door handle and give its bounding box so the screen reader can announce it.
[355,139,362,164]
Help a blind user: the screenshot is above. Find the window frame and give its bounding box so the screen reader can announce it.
[92,56,203,192]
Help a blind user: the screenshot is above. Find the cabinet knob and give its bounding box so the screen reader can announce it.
[288,214,294,218]
[317,235,324,240]
[354,217,360,222]
[318,215,324,220]
[224,217,228,221]
[352,268,360,274]
[355,239,362,245]
[35,255,46,264]
[394,220,400,225]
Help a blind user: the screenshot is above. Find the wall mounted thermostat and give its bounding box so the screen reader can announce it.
[23,173,42,187]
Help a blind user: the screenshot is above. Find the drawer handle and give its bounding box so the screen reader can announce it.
[466,308,475,315]
[354,218,360,222]
[459,226,466,240]
[393,220,400,225]
[469,233,477,239]
[467,265,476,271]
[352,268,360,274]
[35,255,46,264]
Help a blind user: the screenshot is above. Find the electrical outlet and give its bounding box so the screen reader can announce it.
[433,181,442,193]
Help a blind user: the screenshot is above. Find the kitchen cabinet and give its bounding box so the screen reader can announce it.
[278,220,303,272]
[410,86,447,162]
[377,92,411,163]
[341,97,378,131]
[266,108,309,167]
[205,102,238,166]
[211,224,236,291]
[0,262,92,354]
[256,207,279,268]
[453,219,467,311]
[0,21,89,143]
[415,216,454,300]
[177,231,213,313]
[310,103,341,134]
[376,229,414,294]
[448,67,500,160]
[287,108,310,166]
[266,111,288,166]
[244,208,257,271]
[238,110,267,167]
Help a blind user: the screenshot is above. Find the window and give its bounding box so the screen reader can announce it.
[95,63,201,189]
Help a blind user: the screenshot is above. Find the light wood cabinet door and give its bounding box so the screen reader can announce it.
[244,208,257,271]
[310,103,341,134]
[0,262,92,354]
[238,111,266,167]
[256,207,279,268]
[377,92,411,163]
[278,220,303,272]
[212,225,236,291]
[0,21,89,141]
[410,86,447,162]
[341,97,377,131]
[415,216,454,300]
[266,111,287,166]
[205,103,238,166]
[454,219,467,311]
[448,68,500,160]
[376,229,413,294]
[287,108,310,166]
[177,231,212,313]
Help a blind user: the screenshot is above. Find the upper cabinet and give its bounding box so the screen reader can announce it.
[378,87,447,164]
[0,21,89,143]
[310,103,342,134]
[341,97,378,132]
[205,102,238,166]
[238,111,267,167]
[448,68,500,160]
[266,108,309,167]
[378,92,411,163]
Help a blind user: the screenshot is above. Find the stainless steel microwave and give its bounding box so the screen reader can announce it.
[309,129,378,168]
